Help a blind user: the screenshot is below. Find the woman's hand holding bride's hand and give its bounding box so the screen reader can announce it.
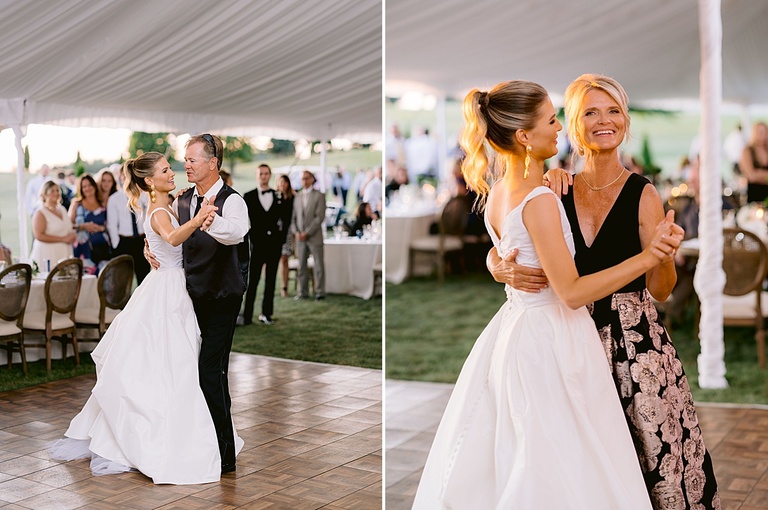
[543,168,573,198]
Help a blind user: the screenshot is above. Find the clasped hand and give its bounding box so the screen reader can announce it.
[647,210,684,262]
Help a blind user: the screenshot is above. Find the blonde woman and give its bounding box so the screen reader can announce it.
[29,181,76,271]
[413,80,682,509]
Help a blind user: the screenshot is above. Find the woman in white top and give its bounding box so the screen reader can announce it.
[29,181,76,271]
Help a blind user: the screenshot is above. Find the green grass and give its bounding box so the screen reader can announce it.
[0,355,96,393]
[385,272,768,405]
[0,273,381,393]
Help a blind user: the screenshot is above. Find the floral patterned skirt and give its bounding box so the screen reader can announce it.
[591,289,721,510]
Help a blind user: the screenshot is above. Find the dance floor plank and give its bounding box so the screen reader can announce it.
[0,354,382,509]
[385,379,768,510]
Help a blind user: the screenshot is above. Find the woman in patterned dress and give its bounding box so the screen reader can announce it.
[489,74,720,509]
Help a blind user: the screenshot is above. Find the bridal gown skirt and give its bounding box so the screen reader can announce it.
[412,293,652,509]
[53,267,242,485]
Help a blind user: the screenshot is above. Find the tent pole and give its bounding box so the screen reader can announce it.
[435,96,447,188]
[695,0,728,389]
[12,125,29,262]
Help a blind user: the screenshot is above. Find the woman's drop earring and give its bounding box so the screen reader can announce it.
[149,184,156,203]
[524,145,532,179]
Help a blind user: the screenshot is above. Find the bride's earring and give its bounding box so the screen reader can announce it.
[149,183,156,203]
[524,145,532,179]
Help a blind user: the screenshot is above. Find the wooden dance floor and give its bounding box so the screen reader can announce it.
[386,379,768,510]
[0,354,382,509]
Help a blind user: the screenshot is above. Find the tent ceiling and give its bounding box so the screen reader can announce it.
[386,0,768,107]
[0,0,382,142]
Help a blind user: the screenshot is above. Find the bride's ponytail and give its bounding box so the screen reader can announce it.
[123,152,163,215]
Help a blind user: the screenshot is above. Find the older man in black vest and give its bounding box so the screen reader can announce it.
[146,133,249,474]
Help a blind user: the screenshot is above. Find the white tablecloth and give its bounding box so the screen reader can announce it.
[385,209,436,284]
[1,274,99,365]
[324,237,382,299]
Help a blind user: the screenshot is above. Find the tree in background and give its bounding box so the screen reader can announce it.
[74,151,86,176]
[23,145,29,171]
[640,134,662,178]
[129,132,174,162]
[270,139,295,155]
[223,136,254,175]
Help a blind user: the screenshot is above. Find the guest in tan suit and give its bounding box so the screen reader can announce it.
[290,170,326,300]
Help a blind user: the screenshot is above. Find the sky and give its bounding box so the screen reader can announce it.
[0,125,194,173]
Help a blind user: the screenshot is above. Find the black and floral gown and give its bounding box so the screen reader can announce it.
[562,173,721,510]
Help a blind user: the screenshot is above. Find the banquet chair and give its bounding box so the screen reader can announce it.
[22,258,83,371]
[408,196,469,283]
[75,255,134,338]
[721,228,768,369]
[0,264,32,375]
[288,255,314,294]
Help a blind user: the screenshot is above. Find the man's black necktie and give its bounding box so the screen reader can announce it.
[194,196,202,217]
[130,210,139,237]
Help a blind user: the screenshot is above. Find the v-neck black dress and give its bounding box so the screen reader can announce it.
[562,173,721,510]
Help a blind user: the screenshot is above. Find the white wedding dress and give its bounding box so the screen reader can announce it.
[412,187,651,509]
[49,207,243,484]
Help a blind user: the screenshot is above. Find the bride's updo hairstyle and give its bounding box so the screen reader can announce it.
[460,80,549,207]
[124,151,164,214]
[564,73,631,156]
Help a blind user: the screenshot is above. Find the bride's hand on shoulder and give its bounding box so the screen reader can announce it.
[543,168,573,198]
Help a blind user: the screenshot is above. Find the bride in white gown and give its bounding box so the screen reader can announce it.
[412,81,683,509]
[50,152,243,484]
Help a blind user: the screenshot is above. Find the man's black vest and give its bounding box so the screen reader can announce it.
[178,185,249,299]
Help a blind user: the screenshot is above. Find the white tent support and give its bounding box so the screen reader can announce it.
[12,124,28,261]
[694,0,728,389]
[320,137,328,194]
[435,96,448,186]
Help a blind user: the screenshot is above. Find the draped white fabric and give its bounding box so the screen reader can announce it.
[0,0,382,142]
[386,0,768,107]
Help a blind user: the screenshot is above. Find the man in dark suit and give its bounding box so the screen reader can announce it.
[291,170,326,300]
[242,164,291,324]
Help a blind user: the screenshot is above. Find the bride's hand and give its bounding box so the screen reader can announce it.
[543,168,573,198]
[194,198,218,229]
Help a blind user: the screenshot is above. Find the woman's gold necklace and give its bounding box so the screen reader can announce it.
[580,168,624,191]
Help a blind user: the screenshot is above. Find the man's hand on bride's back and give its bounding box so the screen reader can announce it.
[144,238,160,270]
[487,247,549,293]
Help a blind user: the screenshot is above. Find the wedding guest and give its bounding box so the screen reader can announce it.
[345,202,374,237]
[277,174,296,298]
[291,170,326,300]
[488,74,720,509]
[95,167,118,206]
[740,121,768,203]
[107,164,151,284]
[69,174,111,275]
[219,169,233,187]
[385,165,409,204]
[362,165,382,217]
[29,181,76,271]
[25,164,52,217]
[242,164,291,325]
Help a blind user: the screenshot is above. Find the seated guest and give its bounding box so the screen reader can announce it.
[69,174,111,275]
[385,165,409,204]
[29,181,76,271]
[741,121,768,203]
[345,202,374,237]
